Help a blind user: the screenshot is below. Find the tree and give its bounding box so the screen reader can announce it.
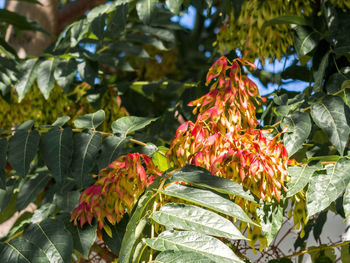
[0,0,350,262]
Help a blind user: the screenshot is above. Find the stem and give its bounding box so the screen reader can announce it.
[284,240,350,258]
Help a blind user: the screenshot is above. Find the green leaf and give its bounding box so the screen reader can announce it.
[53,191,80,213]
[16,173,51,211]
[311,96,350,155]
[77,60,98,85]
[343,184,350,218]
[257,202,285,246]
[293,26,320,58]
[160,184,255,225]
[0,237,49,263]
[155,250,215,263]
[306,158,350,216]
[152,203,246,240]
[264,15,311,28]
[0,9,48,33]
[54,59,77,92]
[145,230,243,263]
[37,59,58,99]
[152,151,169,172]
[16,58,39,102]
[91,14,106,38]
[286,163,320,197]
[313,50,331,92]
[341,243,350,263]
[22,219,73,263]
[136,0,158,24]
[40,127,73,184]
[8,130,40,178]
[165,0,183,15]
[65,222,97,259]
[0,138,8,189]
[52,116,71,127]
[111,116,158,137]
[281,112,312,156]
[31,202,56,223]
[118,179,161,263]
[109,2,128,32]
[97,136,127,170]
[71,132,102,188]
[102,215,129,256]
[169,165,256,202]
[73,109,105,129]
[17,120,34,130]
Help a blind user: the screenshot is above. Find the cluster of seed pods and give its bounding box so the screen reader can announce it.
[168,56,290,202]
[71,153,162,236]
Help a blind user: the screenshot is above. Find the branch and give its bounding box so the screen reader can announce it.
[56,0,108,34]
[284,240,350,258]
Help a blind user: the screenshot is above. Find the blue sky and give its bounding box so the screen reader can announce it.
[0,1,308,95]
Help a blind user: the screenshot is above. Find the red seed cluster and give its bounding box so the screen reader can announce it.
[168,56,290,201]
[71,153,162,233]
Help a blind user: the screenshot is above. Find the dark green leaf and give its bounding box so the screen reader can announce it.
[0,237,49,263]
[0,9,48,33]
[155,250,215,263]
[293,25,320,58]
[73,109,105,129]
[0,183,16,218]
[125,33,167,50]
[109,2,128,31]
[53,191,80,213]
[166,0,183,15]
[152,203,246,240]
[264,15,311,28]
[40,127,73,184]
[8,130,40,178]
[306,158,350,216]
[281,65,313,82]
[77,60,98,85]
[311,96,350,155]
[313,50,331,92]
[286,163,320,197]
[169,165,256,202]
[160,184,255,225]
[136,0,158,24]
[91,14,106,38]
[16,173,51,211]
[16,58,39,102]
[102,214,129,256]
[0,138,8,189]
[111,116,158,137]
[37,59,58,99]
[281,112,312,156]
[145,230,243,263]
[71,132,102,188]
[97,136,127,170]
[313,211,327,241]
[54,59,77,92]
[22,219,73,263]
[65,222,97,259]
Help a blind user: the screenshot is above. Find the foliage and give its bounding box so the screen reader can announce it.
[0,0,350,262]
